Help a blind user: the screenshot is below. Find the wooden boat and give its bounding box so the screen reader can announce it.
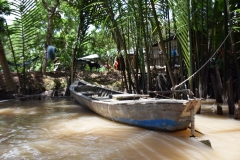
[70,80,201,132]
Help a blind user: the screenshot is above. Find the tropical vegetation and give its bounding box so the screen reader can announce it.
[0,0,239,114]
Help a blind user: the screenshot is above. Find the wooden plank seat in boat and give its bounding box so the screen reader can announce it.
[81,91,95,97]
[109,94,149,100]
[91,96,112,101]
[75,85,98,92]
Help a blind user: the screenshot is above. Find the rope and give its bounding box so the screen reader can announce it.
[174,30,233,90]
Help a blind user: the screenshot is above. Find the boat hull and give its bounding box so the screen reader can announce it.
[70,80,201,132]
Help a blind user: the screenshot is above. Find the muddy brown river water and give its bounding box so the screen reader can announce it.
[0,98,239,160]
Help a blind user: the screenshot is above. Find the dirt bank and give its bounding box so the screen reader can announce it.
[0,70,122,100]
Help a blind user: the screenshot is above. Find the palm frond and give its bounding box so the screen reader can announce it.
[6,0,42,91]
[168,0,191,74]
[8,0,41,64]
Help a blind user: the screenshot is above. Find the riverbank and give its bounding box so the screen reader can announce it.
[0,70,122,100]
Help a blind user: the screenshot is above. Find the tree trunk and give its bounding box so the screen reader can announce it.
[210,73,223,103]
[150,0,175,88]
[201,65,210,98]
[195,88,201,114]
[103,0,135,92]
[0,41,15,92]
[215,65,223,92]
[234,101,240,119]
[41,0,59,74]
[227,77,234,114]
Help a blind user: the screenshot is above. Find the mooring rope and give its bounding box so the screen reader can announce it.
[174,30,233,90]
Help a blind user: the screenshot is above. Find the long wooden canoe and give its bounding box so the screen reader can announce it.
[70,80,201,132]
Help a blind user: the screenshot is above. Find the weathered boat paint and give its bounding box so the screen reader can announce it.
[112,118,189,131]
[70,80,201,132]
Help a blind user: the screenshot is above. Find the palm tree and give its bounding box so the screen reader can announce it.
[0,39,15,92]
[0,1,15,92]
[4,0,43,93]
[41,0,60,74]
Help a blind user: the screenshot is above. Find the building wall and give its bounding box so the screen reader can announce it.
[150,38,178,67]
[151,46,165,66]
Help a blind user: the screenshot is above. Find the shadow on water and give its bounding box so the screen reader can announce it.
[0,98,239,159]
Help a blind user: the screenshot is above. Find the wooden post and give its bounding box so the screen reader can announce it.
[210,74,223,103]
[190,107,195,137]
[226,78,234,114]
[234,101,240,119]
[195,88,201,114]
[217,105,223,115]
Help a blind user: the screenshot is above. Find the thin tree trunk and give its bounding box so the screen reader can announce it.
[227,77,234,114]
[210,73,223,103]
[103,0,137,92]
[0,41,15,92]
[41,0,59,74]
[5,21,22,90]
[223,0,230,97]
[71,21,82,84]
[215,65,223,91]
[150,0,175,88]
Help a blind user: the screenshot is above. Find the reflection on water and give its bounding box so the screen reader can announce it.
[0,98,240,159]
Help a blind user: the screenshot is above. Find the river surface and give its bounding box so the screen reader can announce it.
[0,98,239,160]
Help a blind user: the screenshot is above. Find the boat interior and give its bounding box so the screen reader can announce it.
[74,81,150,102]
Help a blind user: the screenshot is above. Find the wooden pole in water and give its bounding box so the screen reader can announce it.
[190,107,195,137]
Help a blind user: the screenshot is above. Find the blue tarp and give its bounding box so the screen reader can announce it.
[47,46,57,60]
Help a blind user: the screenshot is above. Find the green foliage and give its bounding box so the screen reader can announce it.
[233,9,240,32]
[0,0,11,37]
[0,0,11,16]
[168,0,190,73]
[46,60,54,72]
[0,17,5,37]
[85,28,116,60]
[1,0,239,93]
[6,0,43,69]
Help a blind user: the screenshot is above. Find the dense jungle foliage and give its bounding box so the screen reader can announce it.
[0,0,240,113]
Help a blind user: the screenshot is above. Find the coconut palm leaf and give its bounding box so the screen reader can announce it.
[168,0,191,74]
[7,0,42,92]
[232,9,240,33]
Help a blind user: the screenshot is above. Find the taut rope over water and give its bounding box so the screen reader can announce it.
[174,30,233,90]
